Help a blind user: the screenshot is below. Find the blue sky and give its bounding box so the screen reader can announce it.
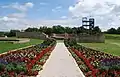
[0,0,120,31]
[0,0,74,19]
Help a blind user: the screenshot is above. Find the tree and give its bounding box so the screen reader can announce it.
[7,30,20,37]
[52,25,65,34]
[77,26,85,34]
[40,26,47,33]
[116,27,120,34]
[0,32,4,37]
[92,26,101,34]
[44,28,52,36]
[106,28,117,34]
[25,27,39,32]
[72,27,77,34]
[65,27,72,34]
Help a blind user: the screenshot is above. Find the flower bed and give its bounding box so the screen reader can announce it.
[0,39,56,77]
[64,39,120,77]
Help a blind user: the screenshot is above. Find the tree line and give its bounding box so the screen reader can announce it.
[105,27,120,34]
[24,25,101,36]
[1,25,101,37]
[0,30,20,37]
[2,25,120,37]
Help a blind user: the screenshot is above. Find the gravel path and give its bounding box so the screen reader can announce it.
[37,43,85,77]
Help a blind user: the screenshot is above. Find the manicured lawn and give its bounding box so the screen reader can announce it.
[105,34,120,40]
[0,39,43,54]
[79,34,120,56]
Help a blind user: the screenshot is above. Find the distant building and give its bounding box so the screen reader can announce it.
[51,33,74,40]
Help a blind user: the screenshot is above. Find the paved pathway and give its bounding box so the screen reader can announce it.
[37,43,85,77]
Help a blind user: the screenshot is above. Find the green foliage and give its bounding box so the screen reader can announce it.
[106,28,117,34]
[92,26,101,34]
[42,39,55,46]
[52,25,65,34]
[99,64,120,71]
[0,64,5,71]
[105,27,120,34]
[15,63,27,73]
[39,26,47,32]
[6,63,15,72]
[116,27,120,34]
[64,39,77,47]
[65,27,73,34]
[32,65,42,71]
[6,30,20,37]
[24,25,102,35]
[0,32,4,37]
[25,27,39,32]
[44,28,52,36]
[5,62,27,73]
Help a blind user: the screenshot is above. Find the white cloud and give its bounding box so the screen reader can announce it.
[0,16,29,31]
[69,0,120,31]
[1,16,9,21]
[37,19,79,25]
[52,6,62,12]
[56,6,62,9]
[0,16,18,22]
[40,2,48,5]
[0,2,34,31]
[25,2,34,8]
[61,16,67,19]
[7,13,26,18]
[0,16,81,31]
[2,2,34,12]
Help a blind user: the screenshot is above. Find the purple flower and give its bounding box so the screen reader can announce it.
[0,58,8,65]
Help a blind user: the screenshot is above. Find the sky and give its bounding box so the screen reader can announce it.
[0,0,120,31]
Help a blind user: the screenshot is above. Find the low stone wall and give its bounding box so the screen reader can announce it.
[12,39,30,44]
[0,37,30,44]
[75,34,105,43]
[16,32,47,40]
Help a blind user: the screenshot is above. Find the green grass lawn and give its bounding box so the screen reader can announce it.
[79,34,120,56]
[0,39,43,54]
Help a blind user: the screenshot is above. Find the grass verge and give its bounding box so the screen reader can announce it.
[0,39,43,54]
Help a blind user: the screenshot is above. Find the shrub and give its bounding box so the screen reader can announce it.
[0,64,5,71]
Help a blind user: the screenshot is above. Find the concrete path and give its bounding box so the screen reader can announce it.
[37,43,85,77]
